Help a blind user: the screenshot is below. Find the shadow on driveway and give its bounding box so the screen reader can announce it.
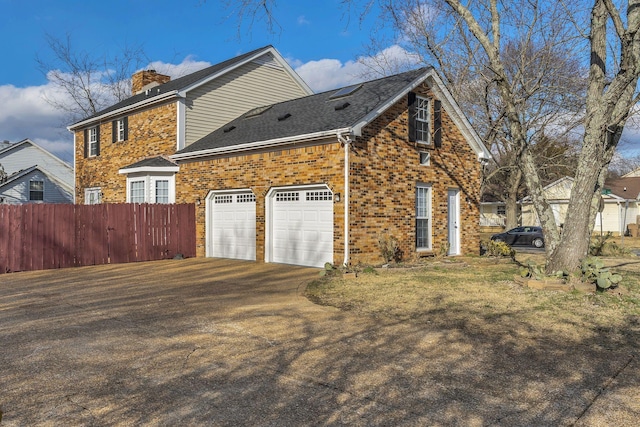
[1,258,639,426]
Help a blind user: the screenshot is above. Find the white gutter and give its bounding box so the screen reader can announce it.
[171,128,352,161]
[337,131,352,267]
[67,90,179,131]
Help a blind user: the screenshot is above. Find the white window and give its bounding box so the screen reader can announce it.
[416,184,432,250]
[88,127,98,156]
[154,180,169,204]
[85,187,102,205]
[419,151,430,166]
[125,174,176,204]
[117,119,126,141]
[130,180,145,203]
[497,205,506,215]
[29,180,44,201]
[415,96,431,144]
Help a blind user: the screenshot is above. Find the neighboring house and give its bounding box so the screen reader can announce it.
[521,176,639,235]
[70,47,490,267]
[0,139,73,204]
[480,198,507,230]
[68,45,312,205]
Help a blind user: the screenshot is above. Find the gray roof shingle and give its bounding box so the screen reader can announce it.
[176,67,431,156]
[121,156,177,170]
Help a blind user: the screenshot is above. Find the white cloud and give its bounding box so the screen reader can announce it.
[297,15,310,25]
[292,45,421,92]
[144,56,212,79]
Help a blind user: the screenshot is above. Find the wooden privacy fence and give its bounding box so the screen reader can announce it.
[0,203,196,274]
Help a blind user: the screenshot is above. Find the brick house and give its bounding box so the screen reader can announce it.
[171,67,490,267]
[70,47,490,268]
[68,46,312,205]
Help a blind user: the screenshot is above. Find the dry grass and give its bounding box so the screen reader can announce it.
[306,254,640,345]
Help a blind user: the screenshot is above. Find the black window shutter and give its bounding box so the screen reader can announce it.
[112,120,117,143]
[95,126,101,156]
[434,100,442,148]
[408,92,416,142]
[84,129,88,158]
[123,116,128,141]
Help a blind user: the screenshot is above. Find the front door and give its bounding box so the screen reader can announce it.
[448,189,460,255]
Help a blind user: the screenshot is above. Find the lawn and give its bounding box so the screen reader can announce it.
[306,244,640,345]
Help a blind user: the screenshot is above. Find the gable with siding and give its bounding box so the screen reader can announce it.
[184,53,311,146]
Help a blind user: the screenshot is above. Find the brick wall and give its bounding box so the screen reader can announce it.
[74,102,178,204]
[174,84,482,265]
[132,70,171,94]
[348,85,482,264]
[175,144,345,260]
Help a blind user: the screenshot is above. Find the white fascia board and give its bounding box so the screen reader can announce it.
[170,128,350,162]
[118,166,180,174]
[68,91,178,131]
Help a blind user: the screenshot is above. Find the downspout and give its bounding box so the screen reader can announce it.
[337,132,352,266]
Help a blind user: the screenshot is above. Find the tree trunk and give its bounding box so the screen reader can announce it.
[504,167,522,230]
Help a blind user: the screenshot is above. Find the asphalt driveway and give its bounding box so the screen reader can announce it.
[1,258,638,426]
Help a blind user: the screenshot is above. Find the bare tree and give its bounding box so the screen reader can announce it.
[36,33,148,122]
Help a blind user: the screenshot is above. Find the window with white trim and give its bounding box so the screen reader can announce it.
[125,173,176,204]
[85,187,102,205]
[117,119,126,141]
[88,127,98,156]
[415,96,431,144]
[130,180,145,203]
[416,184,432,250]
[497,205,506,215]
[306,190,332,201]
[29,180,44,201]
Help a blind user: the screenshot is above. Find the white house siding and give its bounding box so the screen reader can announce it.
[0,142,74,186]
[184,57,310,146]
[0,170,73,204]
[522,201,639,235]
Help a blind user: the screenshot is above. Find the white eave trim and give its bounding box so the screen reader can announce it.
[118,166,180,174]
[171,128,351,161]
[68,91,179,131]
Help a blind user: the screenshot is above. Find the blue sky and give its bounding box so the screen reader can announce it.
[1,0,639,163]
[0,0,402,162]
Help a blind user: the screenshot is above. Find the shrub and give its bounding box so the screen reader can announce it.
[484,240,515,259]
[378,233,402,263]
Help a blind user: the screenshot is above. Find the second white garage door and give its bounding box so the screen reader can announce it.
[208,191,256,261]
[269,187,334,268]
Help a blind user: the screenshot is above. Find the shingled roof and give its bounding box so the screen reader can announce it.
[172,66,490,162]
[173,67,431,158]
[69,45,294,129]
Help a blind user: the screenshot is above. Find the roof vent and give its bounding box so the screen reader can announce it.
[329,84,362,99]
[277,113,292,121]
[334,102,350,111]
[223,125,236,133]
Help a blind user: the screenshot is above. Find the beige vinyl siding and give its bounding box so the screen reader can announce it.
[185,58,310,146]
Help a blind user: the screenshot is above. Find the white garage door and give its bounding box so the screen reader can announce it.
[270,187,333,268]
[209,191,256,261]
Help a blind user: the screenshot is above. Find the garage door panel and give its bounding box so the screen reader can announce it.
[209,192,256,261]
[270,188,333,268]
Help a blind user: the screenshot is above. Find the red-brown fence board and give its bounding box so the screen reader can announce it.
[0,203,195,274]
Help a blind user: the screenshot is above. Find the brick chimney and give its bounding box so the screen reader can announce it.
[131,70,171,94]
